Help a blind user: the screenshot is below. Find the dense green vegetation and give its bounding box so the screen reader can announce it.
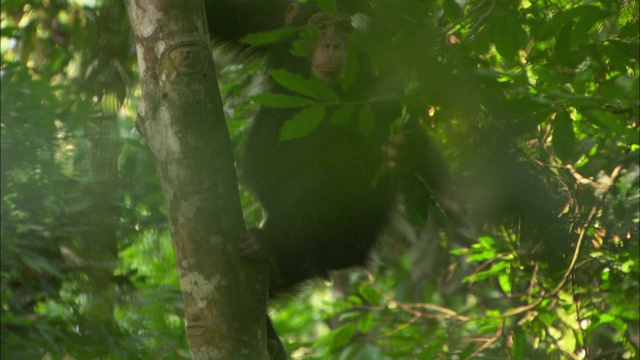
[2,0,638,359]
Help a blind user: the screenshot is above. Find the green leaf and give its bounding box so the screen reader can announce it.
[555,22,577,66]
[464,261,508,283]
[620,19,640,39]
[498,271,512,296]
[341,34,364,89]
[510,327,528,359]
[251,93,317,108]
[358,283,381,305]
[316,0,338,14]
[330,105,355,126]
[553,110,576,162]
[308,79,340,102]
[358,313,374,333]
[536,5,606,42]
[493,16,527,59]
[279,106,325,141]
[572,5,608,41]
[442,0,461,20]
[241,28,297,46]
[535,10,570,41]
[357,104,375,137]
[586,109,635,141]
[1,0,29,11]
[327,323,357,351]
[291,27,318,57]
[573,66,594,94]
[269,69,309,95]
[270,69,339,102]
[468,236,497,261]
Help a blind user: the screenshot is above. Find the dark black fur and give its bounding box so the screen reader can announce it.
[206,0,290,44]
[205,1,443,358]
[243,104,396,289]
[208,0,398,294]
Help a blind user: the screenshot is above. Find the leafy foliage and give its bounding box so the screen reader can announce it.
[1,0,638,359]
[2,1,186,358]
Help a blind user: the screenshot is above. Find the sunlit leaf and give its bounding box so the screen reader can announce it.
[498,271,512,296]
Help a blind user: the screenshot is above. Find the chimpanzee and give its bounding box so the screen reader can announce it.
[206,0,449,358]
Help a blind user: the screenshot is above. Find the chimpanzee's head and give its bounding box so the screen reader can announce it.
[280,1,370,84]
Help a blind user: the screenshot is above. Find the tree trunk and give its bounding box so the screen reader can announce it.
[125,1,269,358]
[77,113,120,348]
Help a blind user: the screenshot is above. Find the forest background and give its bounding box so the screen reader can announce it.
[1,0,638,359]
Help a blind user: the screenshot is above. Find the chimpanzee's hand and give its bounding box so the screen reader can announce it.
[383,131,413,171]
[238,229,284,286]
[238,229,266,259]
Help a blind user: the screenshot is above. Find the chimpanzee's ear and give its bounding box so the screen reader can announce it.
[284,3,301,27]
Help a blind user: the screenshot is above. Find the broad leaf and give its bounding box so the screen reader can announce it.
[252,93,317,108]
[270,69,339,102]
[329,104,355,126]
[241,28,297,46]
[280,105,326,141]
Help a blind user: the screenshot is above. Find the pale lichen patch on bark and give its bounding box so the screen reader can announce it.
[181,271,225,308]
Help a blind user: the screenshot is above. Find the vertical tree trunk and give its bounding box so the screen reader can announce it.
[78,113,120,345]
[126,1,269,358]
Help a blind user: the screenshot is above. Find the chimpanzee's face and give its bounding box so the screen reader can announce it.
[307,12,353,83]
